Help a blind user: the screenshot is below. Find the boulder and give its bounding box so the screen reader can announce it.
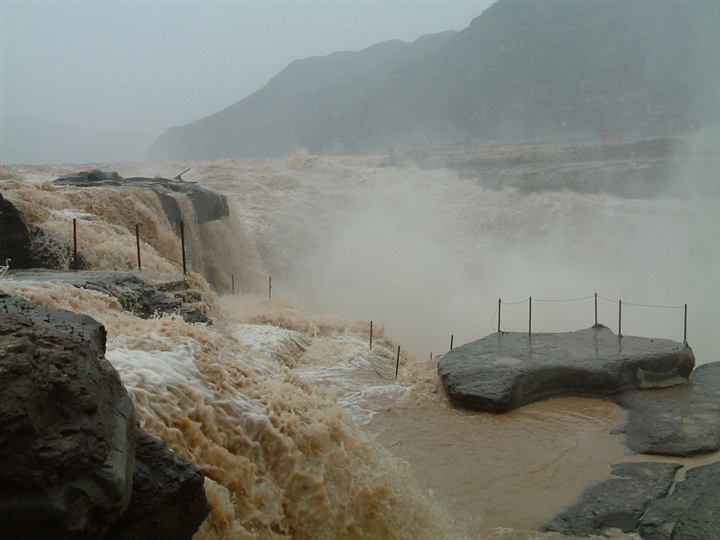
[4,270,210,325]
[0,291,210,539]
[614,362,720,456]
[104,430,209,540]
[52,170,229,225]
[543,461,681,537]
[437,326,695,413]
[0,290,137,538]
[0,193,42,270]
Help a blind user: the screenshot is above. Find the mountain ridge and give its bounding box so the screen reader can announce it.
[148,0,720,160]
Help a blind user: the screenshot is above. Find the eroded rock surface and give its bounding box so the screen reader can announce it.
[0,290,137,538]
[0,194,42,269]
[543,461,681,537]
[614,362,720,456]
[639,459,720,540]
[437,326,694,414]
[104,430,209,540]
[543,458,720,539]
[0,291,210,539]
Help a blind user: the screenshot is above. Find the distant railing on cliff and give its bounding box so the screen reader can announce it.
[495,293,688,344]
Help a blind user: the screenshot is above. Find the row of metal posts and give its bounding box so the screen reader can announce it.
[73,219,280,300]
[497,293,688,343]
[73,218,190,275]
[71,219,690,368]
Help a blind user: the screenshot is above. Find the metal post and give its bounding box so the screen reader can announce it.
[135,224,142,271]
[369,321,373,350]
[395,345,401,378]
[683,304,688,343]
[73,219,78,271]
[231,274,235,296]
[594,292,598,326]
[268,276,272,299]
[179,220,187,275]
[498,298,501,333]
[450,334,454,350]
[618,299,622,337]
[528,296,532,335]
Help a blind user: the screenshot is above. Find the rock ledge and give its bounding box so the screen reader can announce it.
[438,326,694,414]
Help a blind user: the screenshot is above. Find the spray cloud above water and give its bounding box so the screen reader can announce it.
[179,149,718,365]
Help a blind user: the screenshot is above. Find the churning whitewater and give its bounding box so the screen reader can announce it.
[1,151,718,540]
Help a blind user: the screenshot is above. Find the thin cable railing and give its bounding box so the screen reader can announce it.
[496,293,688,343]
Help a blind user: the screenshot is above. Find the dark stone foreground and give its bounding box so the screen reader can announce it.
[638,459,720,540]
[0,291,209,539]
[544,459,720,539]
[543,461,680,537]
[614,362,720,457]
[437,326,694,414]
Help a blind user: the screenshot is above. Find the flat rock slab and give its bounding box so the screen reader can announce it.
[543,461,681,537]
[614,362,720,456]
[437,326,694,414]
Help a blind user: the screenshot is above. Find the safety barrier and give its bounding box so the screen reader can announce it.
[496,293,688,343]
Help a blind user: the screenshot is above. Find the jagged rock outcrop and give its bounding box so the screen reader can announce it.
[4,270,211,325]
[614,361,720,457]
[437,326,695,414]
[0,291,210,539]
[52,170,229,226]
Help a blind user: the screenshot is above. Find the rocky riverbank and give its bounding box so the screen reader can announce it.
[437,327,720,538]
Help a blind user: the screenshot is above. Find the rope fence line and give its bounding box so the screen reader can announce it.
[496,293,688,343]
[533,295,595,303]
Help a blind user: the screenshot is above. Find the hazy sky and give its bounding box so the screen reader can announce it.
[1,1,495,139]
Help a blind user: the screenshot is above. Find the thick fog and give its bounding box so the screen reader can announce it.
[0,1,493,164]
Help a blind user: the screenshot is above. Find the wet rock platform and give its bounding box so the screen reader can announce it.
[437,326,695,414]
[543,459,720,539]
[614,361,720,457]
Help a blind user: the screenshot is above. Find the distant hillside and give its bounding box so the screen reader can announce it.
[148,0,720,160]
[147,31,457,160]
